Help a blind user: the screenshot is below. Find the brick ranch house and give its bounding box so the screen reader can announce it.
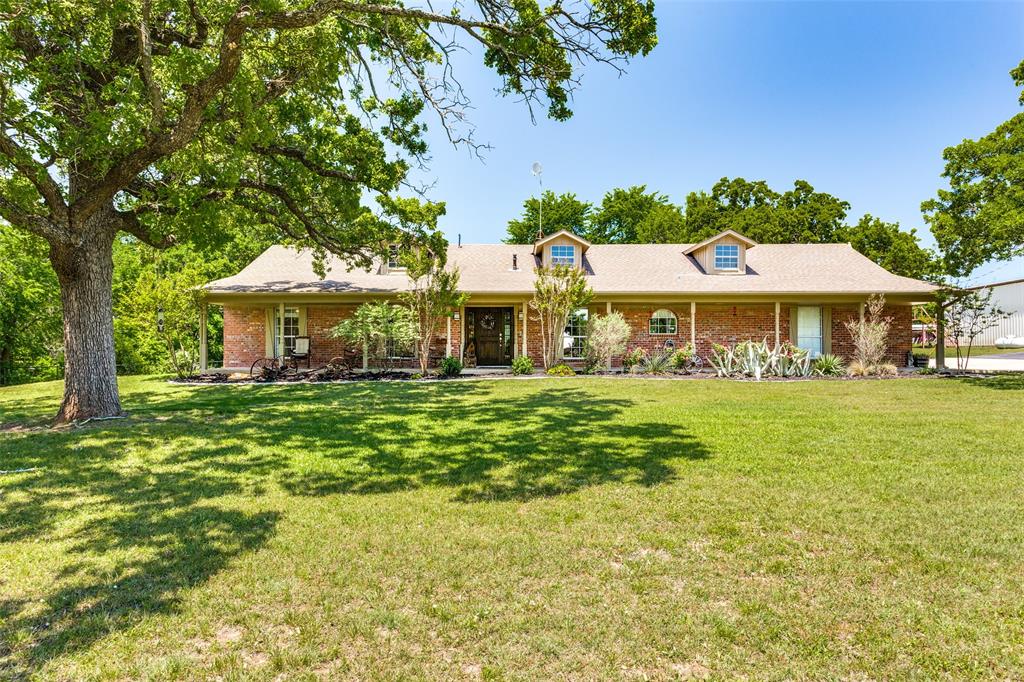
[201,229,938,371]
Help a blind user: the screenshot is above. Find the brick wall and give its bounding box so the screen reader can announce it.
[223,306,266,368]
[223,300,915,370]
[695,303,783,358]
[831,304,912,365]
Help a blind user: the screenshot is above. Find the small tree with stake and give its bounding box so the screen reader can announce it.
[330,301,417,372]
[529,265,593,369]
[399,246,468,373]
[941,287,1009,371]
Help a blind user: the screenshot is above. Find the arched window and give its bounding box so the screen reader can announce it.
[649,309,677,335]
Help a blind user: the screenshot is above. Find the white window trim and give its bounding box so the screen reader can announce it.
[550,244,575,267]
[714,244,740,271]
[796,306,824,358]
[649,309,678,336]
[562,307,588,359]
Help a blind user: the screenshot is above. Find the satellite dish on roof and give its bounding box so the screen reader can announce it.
[531,162,542,176]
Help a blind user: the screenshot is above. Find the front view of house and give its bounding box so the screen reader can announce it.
[202,229,937,371]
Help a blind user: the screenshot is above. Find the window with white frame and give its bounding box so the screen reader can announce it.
[649,309,677,335]
[550,244,575,266]
[274,307,300,357]
[796,306,823,357]
[385,337,415,359]
[714,243,740,271]
[387,244,403,270]
[563,308,588,359]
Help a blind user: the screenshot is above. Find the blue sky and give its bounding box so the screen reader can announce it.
[410,1,1024,285]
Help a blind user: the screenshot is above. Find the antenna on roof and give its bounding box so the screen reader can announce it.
[531,162,543,240]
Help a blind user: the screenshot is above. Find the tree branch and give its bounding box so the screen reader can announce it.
[0,128,68,222]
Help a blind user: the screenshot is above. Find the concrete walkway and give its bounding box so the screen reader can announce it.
[930,353,1024,372]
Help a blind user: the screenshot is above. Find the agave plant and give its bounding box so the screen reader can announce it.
[812,353,846,377]
[710,338,812,380]
[709,343,738,377]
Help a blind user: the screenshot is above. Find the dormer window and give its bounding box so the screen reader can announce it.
[387,245,404,271]
[714,244,739,271]
[551,245,575,266]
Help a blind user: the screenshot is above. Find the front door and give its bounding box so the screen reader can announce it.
[470,307,514,366]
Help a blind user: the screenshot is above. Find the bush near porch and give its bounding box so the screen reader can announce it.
[2,375,1022,679]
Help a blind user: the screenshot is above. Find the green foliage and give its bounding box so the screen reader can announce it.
[923,60,1024,275]
[813,354,847,377]
[511,355,535,375]
[505,191,592,243]
[545,363,575,376]
[438,356,463,378]
[636,349,674,374]
[584,311,631,371]
[331,302,418,371]
[588,186,684,244]
[669,343,697,369]
[529,265,593,368]
[680,178,850,244]
[400,247,468,372]
[838,215,940,280]
[623,347,648,372]
[0,225,62,384]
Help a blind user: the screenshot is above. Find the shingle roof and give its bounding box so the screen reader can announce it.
[204,242,938,296]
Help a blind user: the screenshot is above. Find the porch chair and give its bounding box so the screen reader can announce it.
[288,336,311,369]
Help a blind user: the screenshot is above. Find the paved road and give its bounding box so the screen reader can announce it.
[930,353,1024,371]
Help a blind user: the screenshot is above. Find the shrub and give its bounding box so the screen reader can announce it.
[331,301,418,371]
[637,350,674,374]
[813,354,846,377]
[545,363,575,376]
[844,294,891,368]
[438,356,463,377]
[669,342,696,370]
[585,312,631,371]
[622,347,647,372]
[875,363,899,377]
[511,355,534,375]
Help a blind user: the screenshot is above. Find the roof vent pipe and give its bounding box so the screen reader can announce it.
[457,233,461,248]
[512,254,518,270]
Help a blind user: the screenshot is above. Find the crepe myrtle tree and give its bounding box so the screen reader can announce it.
[0,0,657,422]
[399,247,468,373]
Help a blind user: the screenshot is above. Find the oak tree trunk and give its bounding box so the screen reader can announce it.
[50,218,122,423]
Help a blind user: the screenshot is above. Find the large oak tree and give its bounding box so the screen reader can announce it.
[0,0,656,422]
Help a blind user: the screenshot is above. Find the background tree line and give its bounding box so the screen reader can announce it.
[504,177,941,280]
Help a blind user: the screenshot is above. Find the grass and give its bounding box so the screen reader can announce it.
[2,374,1023,680]
[915,344,1022,358]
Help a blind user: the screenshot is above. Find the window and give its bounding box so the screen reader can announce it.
[714,244,740,271]
[274,307,300,357]
[797,306,823,357]
[386,337,415,359]
[551,244,575,266]
[649,309,677,335]
[563,308,589,359]
[387,245,404,270]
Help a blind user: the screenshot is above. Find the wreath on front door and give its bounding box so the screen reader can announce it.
[480,313,496,331]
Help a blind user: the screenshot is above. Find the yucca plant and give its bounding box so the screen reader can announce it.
[709,343,738,377]
[638,349,674,374]
[813,354,846,377]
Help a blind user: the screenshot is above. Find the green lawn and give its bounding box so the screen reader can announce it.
[2,375,1023,680]
[915,344,1023,358]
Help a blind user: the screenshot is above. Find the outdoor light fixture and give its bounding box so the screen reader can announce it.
[157,305,164,333]
[453,312,460,320]
[518,311,524,320]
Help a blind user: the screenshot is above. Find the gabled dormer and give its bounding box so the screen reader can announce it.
[532,230,590,269]
[684,229,757,275]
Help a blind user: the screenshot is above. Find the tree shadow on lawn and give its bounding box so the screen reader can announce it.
[0,378,709,673]
[0,424,281,676]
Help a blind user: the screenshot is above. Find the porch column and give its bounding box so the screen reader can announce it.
[278,302,285,358]
[459,306,466,362]
[690,301,696,347]
[859,302,865,324]
[935,301,946,371]
[522,301,529,358]
[199,301,208,371]
[446,315,452,358]
[774,302,780,348]
[606,301,613,370]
